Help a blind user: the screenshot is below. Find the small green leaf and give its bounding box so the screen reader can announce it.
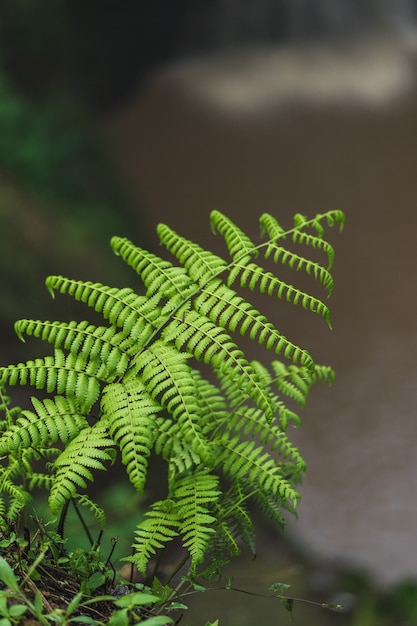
[114,592,159,609]
[66,591,83,616]
[269,581,291,595]
[281,598,294,620]
[0,558,19,593]
[107,608,129,626]
[33,591,44,618]
[8,605,27,618]
[152,576,173,603]
[170,602,188,610]
[140,617,174,626]
[86,572,106,591]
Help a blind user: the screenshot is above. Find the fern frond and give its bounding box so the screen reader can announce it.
[250,489,288,529]
[229,484,256,555]
[212,483,256,558]
[164,309,276,420]
[309,363,336,385]
[219,438,300,508]
[260,213,334,294]
[153,418,202,474]
[29,472,55,491]
[129,499,180,575]
[0,386,22,431]
[271,362,311,407]
[0,460,32,523]
[0,208,343,577]
[209,210,342,329]
[291,210,345,269]
[228,260,331,330]
[173,472,220,573]
[271,360,335,408]
[135,341,210,460]
[158,224,228,284]
[188,368,229,436]
[168,440,202,475]
[76,494,107,529]
[210,210,258,264]
[49,423,115,513]
[0,396,88,454]
[111,237,195,299]
[194,279,311,366]
[0,350,100,414]
[222,406,305,471]
[45,277,162,342]
[101,379,161,493]
[14,319,130,380]
[206,520,241,564]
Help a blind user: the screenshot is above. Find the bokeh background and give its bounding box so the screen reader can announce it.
[2,2,417,624]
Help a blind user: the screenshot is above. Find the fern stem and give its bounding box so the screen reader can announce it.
[56,498,70,539]
[71,498,95,547]
[165,553,191,587]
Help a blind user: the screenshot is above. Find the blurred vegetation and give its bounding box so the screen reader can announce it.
[0,2,148,359]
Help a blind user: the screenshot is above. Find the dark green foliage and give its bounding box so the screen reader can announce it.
[0,62,145,350]
[0,209,344,577]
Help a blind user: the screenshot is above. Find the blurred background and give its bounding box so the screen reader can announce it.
[2,1,417,623]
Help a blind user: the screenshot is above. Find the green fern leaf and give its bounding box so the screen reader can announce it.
[222,405,305,470]
[188,369,229,436]
[0,396,88,453]
[211,482,255,558]
[260,213,334,294]
[271,360,335,408]
[210,210,258,264]
[14,319,130,380]
[0,386,21,431]
[111,237,195,299]
[153,418,202,474]
[194,279,311,365]
[251,489,288,529]
[29,472,55,491]
[49,422,115,513]
[0,461,32,523]
[101,379,161,494]
[0,208,343,576]
[129,499,180,575]
[0,350,100,413]
[228,260,331,329]
[173,472,220,573]
[135,340,210,460]
[291,211,344,270]
[220,438,301,508]
[45,276,162,343]
[76,494,107,529]
[271,362,311,407]
[309,363,336,385]
[207,520,241,562]
[164,309,276,420]
[157,223,228,284]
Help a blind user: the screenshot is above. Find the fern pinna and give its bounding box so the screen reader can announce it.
[0,209,344,576]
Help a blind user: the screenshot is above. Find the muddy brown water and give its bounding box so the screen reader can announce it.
[101,45,417,589]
